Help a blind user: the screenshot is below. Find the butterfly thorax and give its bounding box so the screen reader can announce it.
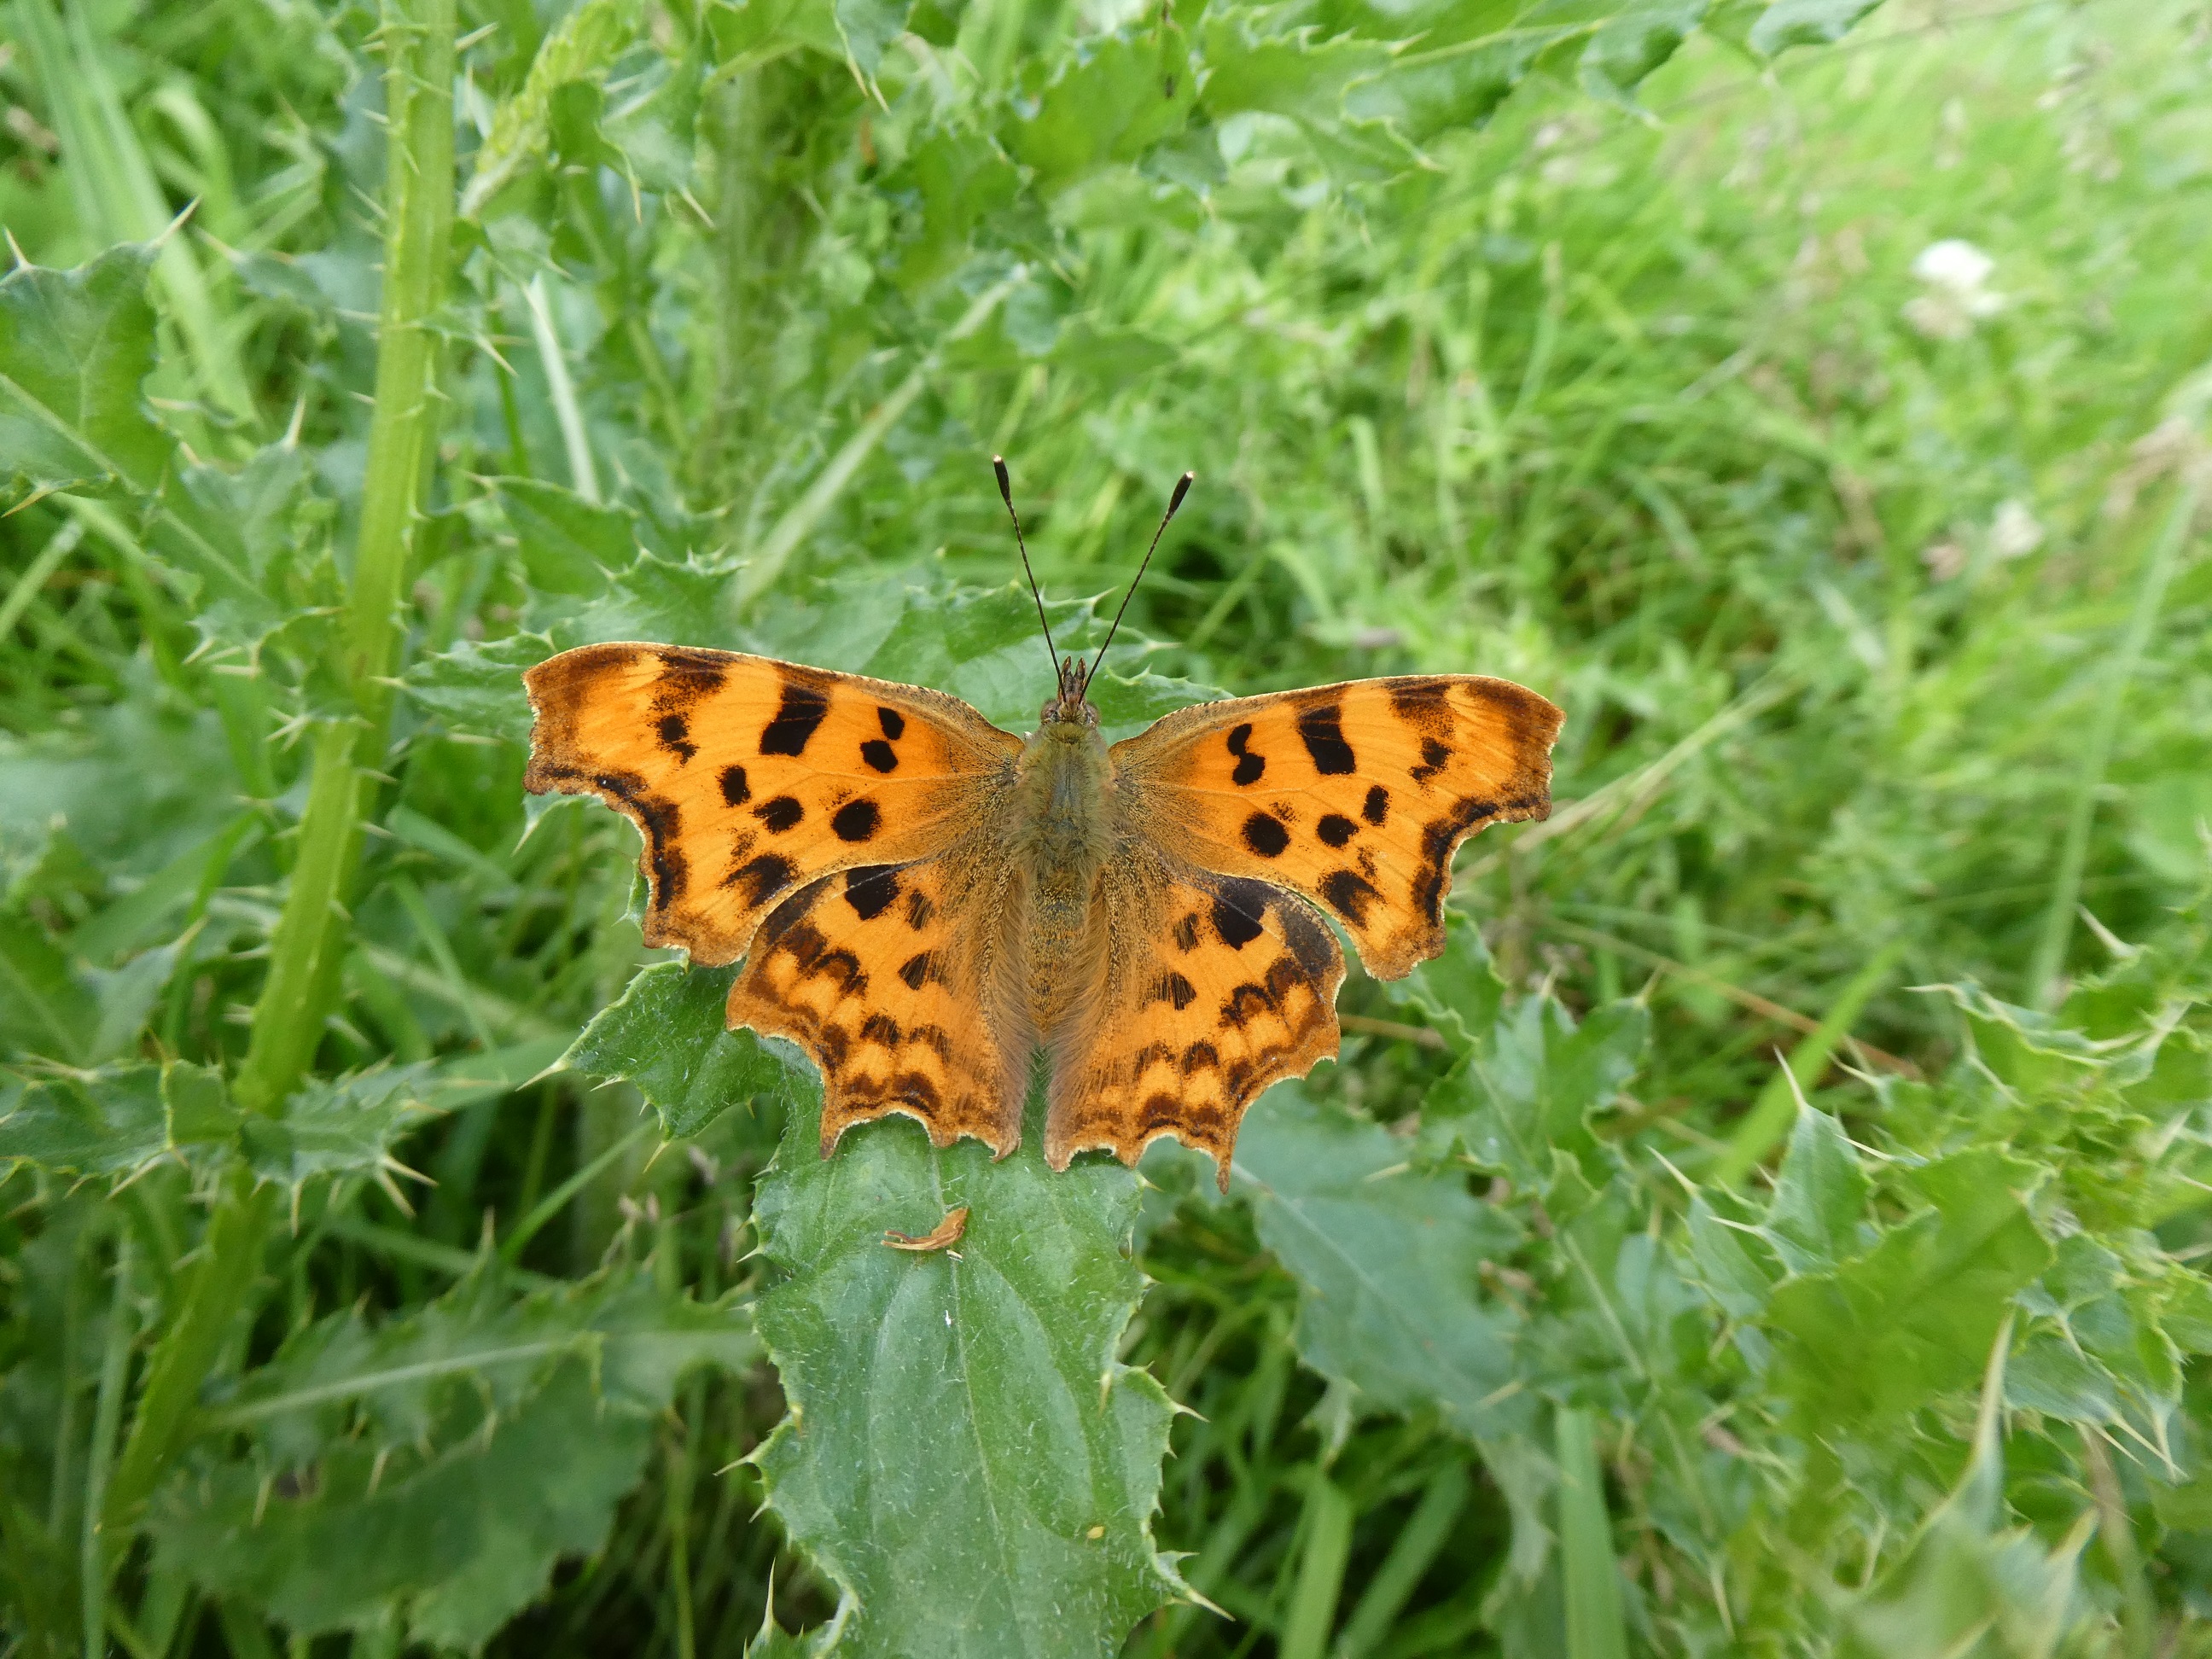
[1012,704,1115,1029]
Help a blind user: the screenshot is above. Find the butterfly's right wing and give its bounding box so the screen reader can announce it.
[524,643,1021,966]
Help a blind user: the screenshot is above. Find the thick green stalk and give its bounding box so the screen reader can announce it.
[105,0,457,1534]
[235,0,457,1110]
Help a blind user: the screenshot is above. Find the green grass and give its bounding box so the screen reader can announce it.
[4,0,2212,1655]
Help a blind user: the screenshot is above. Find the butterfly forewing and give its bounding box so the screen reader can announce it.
[1110,675,1563,981]
[523,643,1020,965]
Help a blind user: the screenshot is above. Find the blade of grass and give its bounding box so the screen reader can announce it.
[1555,1406,1627,1659]
[1280,1470,1353,1659]
[2027,481,2201,1006]
[521,274,601,504]
[732,274,1017,609]
[80,1229,135,1654]
[1332,1461,1470,1659]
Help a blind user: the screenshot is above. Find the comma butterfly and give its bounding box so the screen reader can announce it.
[522,464,1563,1190]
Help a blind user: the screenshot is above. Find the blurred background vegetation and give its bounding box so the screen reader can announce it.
[4,0,2212,1653]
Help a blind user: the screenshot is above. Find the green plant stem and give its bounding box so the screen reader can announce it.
[235,0,457,1107]
[105,0,457,1540]
[2028,482,2201,1006]
[81,1230,136,1659]
[102,1180,273,1532]
[1557,1406,1628,1659]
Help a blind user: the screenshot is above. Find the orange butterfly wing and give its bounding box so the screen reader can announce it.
[1045,850,1344,1189]
[522,643,1019,965]
[1110,675,1563,981]
[525,643,1033,1154]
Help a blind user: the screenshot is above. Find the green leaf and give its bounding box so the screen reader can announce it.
[751,1081,1185,1656]
[1767,1150,2052,1427]
[156,445,330,654]
[1003,30,1196,195]
[154,1271,755,1649]
[498,476,641,597]
[242,1065,445,1190]
[562,961,792,1139]
[1762,1105,1868,1273]
[1840,1370,2090,1659]
[462,0,644,218]
[1383,911,1505,1052]
[0,246,172,509]
[1419,996,1646,1185]
[403,632,552,743]
[1707,0,1886,57]
[833,0,914,79]
[1236,1084,1525,1435]
[0,1063,167,1176]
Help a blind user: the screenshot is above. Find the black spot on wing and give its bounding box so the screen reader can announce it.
[1319,868,1382,927]
[877,707,905,740]
[759,684,830,756]
[1181,1041,1220,1074]
[1210,883,1266,950]
[653,649,727,707]
[720,765,752,807]
[860,740,898,773]
[727,852,798,907]
[1411,737,1452,785]
[1278,899,1338,982]
[1220,982,1275,1030]
[1317,813,1358,848]
[1150,972,1198,1011]
[1296,705,1357,775]
[897,951,935,990]
[1225,722,1265,786]
[905,888,935,931]
[1388,678,1452,727]
[831,799,882,842]
[1172,913,1201,952]
[1242,812,1289,858]
[844,864,900,921]
[1362,784,1389,826]
[656,713,697,763]
[754,795,805,833]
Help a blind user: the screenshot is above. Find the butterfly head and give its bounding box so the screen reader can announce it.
[1041,654,1100,730]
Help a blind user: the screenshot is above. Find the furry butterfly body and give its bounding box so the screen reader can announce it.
[524,643,1562,1189]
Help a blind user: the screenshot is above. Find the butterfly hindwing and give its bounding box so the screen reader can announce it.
[1047,847,1344,1190]
[728,851,1029,1157]
[523,643,1020,965]
[1110,675,1563,980]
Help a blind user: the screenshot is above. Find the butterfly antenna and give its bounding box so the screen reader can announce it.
[995,455,1061,678]
[1090,471,1194,684]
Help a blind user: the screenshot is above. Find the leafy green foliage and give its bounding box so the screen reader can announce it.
[9,0,2212,1653]
[752,1081,1184,1656]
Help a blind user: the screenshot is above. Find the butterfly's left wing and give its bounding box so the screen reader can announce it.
[1109,675,1563,980]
